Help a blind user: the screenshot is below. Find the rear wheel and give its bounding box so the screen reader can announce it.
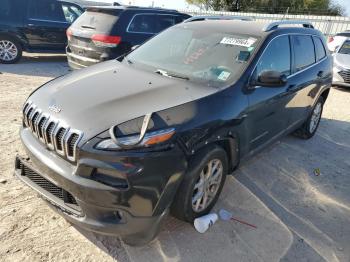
[171,145,228,222]
[0,36,22,64]
[294,96,324,139]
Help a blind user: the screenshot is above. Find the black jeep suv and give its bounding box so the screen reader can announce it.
[15,20,332,245]
[66,6,191,69]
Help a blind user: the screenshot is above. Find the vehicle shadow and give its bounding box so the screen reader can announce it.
[332,85,350,93]
[0,53,70,78]
[73,117,350,262]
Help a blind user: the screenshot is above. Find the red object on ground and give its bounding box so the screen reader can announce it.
[230,217,257,229]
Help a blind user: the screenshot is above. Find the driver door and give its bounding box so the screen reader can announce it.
[246,35,295,152]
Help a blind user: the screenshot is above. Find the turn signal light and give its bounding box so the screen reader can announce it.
[66,28,73,41]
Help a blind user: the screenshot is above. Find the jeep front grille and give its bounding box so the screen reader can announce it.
[23,102,83,162]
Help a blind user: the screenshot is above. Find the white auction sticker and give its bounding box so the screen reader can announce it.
[218,71,231,81]
[220,37,257,47]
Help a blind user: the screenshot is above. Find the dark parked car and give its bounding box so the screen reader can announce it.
[0,0,113,64]
[15,20,332,245]
[66,6,191,69]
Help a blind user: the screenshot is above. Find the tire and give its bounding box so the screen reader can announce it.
[171,145,228,222]
[0,36,23,64]
[294,96,324,139]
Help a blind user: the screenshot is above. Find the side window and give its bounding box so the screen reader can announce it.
[176,16,188,23]
[128,14,157,34]
[292,35,316,71]
[156,15,177,33]
[313,37,326,61]
[28,0,65,22]
[62,4,83,23]
[0,0,20,22]
[0,0,11,19]
[255,35,291,78]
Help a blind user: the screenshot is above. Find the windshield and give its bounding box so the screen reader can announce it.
[339,40,350,54]
[125,25,260,87]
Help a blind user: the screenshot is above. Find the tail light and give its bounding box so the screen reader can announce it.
[91,34,121,47]
[66,28,73,41]
[328,36,334,43]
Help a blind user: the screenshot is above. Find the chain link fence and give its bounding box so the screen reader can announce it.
[180,9,350,36]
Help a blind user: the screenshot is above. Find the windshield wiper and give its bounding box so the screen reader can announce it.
[155,69,190,80]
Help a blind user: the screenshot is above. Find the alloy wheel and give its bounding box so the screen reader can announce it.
[309,102,322,133]
[0,40,18,62]
[192,159,223,212]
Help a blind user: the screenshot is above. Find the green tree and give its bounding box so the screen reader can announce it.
[186,0,345,15]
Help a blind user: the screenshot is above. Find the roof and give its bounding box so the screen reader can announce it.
[178,20,321,37]
[86,5,178,13]
[180,20,271,36]
[61,0,117,7]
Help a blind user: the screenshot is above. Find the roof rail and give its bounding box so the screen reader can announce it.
[184,15,253,23]
[125,6,178,12]
[263,20,314,32]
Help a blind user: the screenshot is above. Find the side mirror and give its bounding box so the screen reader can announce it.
[254,70,287,87]
[131,45,140,51]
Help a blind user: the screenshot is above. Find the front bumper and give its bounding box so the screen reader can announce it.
[333,67,350,87]
[15,128,187,244]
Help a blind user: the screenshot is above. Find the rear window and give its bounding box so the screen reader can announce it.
[72,9,122,34]
[292,35,316,71]
[313,37,326,61]
[127,14,184,34]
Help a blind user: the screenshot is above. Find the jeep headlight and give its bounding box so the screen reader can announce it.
[95,113,175,150]
[96,128,175,150]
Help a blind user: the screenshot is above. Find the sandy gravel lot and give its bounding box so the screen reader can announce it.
[0,53,350,262]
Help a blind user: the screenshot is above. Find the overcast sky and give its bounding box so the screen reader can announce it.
[97,0,350,15]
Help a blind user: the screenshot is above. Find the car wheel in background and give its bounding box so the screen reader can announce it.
[171,145,228,222]
[0,36,22,64]
[294,96,325,139]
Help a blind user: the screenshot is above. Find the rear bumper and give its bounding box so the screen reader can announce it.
[66,47,100,69]
[15,128,187,244]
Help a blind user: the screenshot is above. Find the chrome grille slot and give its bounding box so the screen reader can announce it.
[54,127,68,155]
[66,133,80,161]
[21,101,83,162]
[26,107,34,128]
[339,70,350,83]
[45,121,56,149]
[31,111,40,135]
[37,116,47,141]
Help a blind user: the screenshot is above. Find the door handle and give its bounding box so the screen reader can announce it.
[27,24,35,27]
[287,84,296,92]
[317,71,324,78]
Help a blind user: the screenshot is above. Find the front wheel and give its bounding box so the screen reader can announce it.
[171,145,228,222]
[0,37,22,64]
[294,96,324,139]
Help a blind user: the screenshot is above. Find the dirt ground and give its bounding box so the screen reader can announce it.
[0,53,350,262]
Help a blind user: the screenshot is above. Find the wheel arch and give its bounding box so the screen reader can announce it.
[320,88,330,102]
[0,31,26,50]
[185,135,240,175]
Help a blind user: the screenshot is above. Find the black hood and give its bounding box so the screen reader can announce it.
[28,60,218,143]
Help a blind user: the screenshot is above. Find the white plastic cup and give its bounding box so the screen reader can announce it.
[194,213,218,233]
